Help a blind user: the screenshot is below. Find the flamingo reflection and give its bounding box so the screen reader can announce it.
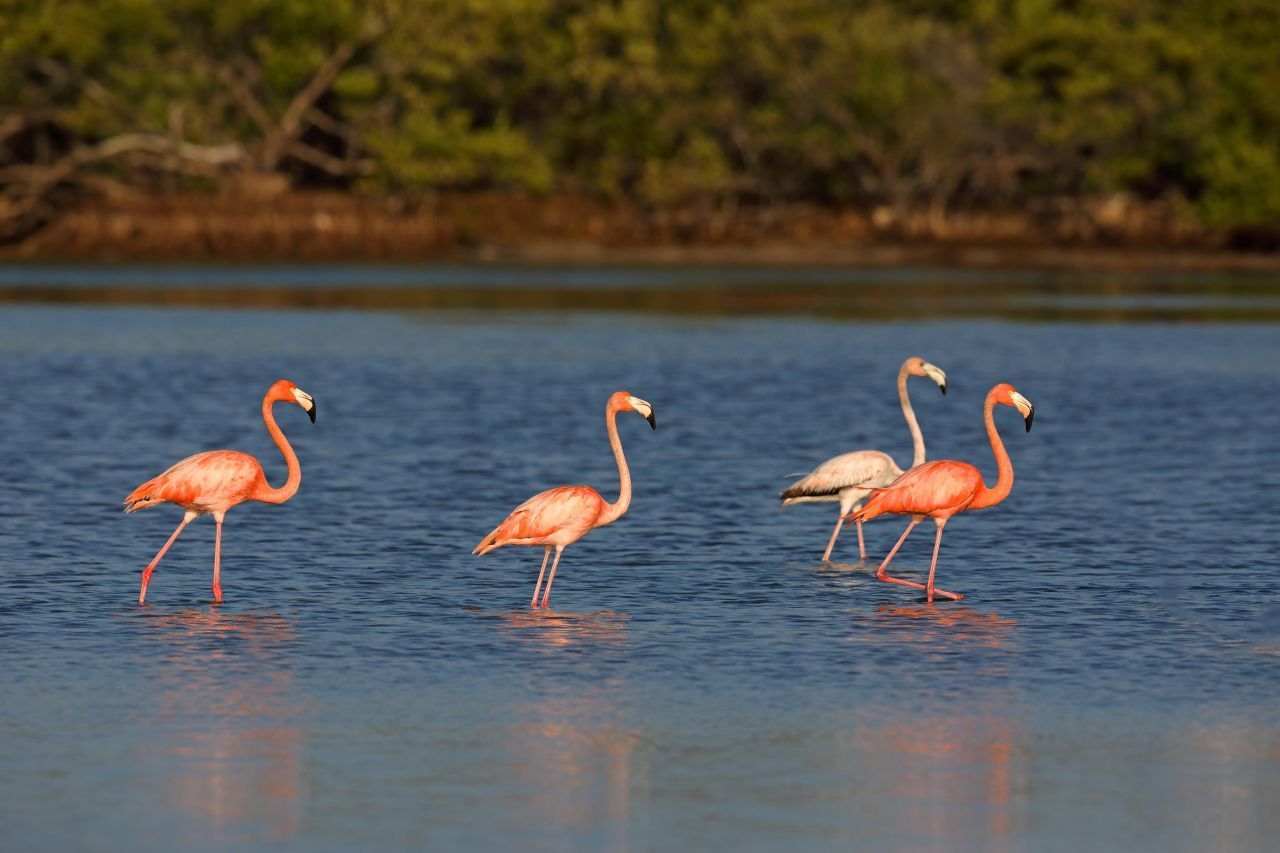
[867,603,1018,650]
[481,606,631,651]
[133,609,304,845]
[506,687,644,847]
[838,603,1023,848]
[846,711,1023,851]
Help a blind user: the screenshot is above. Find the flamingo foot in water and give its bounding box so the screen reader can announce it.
[876,569,964,602]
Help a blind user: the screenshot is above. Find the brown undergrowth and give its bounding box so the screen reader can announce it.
[4,190,1278,269]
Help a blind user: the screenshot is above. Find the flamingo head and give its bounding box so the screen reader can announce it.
[905,357,948,395]
[992,383,1034,432]
[610,391,656,429]
[269,379,317,423]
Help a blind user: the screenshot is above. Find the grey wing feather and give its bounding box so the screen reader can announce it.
[780,450,901,502]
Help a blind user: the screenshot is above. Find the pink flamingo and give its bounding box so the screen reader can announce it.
[849,383,1034,603]
[473,391,656,608]
[124,379,316,604]
[781,357,947,561]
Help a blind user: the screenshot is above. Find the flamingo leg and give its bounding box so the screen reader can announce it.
[138,511,196,604]
[925,520,962,603]
[856,520,867,562]
[538,546,565,609]
[821,515,845,562]
[874,518,930,593]
[530,546,552,607]
[212,513,224,604]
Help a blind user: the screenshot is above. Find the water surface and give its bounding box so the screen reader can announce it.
[1,269,1279,851]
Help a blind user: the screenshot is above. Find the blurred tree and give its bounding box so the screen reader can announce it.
[1,0,1278,239]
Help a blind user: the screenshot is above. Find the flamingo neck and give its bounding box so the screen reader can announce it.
[899,365,926,468]
[597,404,631,527]
[253,395,301,504]
[969,391,1013,510]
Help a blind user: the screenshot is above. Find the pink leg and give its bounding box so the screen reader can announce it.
[538,547,564,609]
[874,518,931,593]
[822,515,845,562]
[138,512,195,604]
[212,514,224,604]
[925,520,962,602]
[856,520,867,561]
[530,546,552,607]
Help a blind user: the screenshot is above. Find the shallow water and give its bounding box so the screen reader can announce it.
[1,273,1279,850]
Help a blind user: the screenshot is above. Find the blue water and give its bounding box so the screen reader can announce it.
[1,276,1279,850]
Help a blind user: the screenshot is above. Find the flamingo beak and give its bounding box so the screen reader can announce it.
[922,363,947,395]
[1010,391,1033,432]
[291,388,317,423]
[626,395,656,429]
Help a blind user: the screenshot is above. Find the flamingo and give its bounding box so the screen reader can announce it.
[124,379,316,604]
[780,357,947,562]
[849,383,1034,603]
[473,391,656,608]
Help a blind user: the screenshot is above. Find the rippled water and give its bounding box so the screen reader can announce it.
[1,273,1279,850]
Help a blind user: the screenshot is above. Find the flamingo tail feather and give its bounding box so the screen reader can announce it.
[123,479,168,513]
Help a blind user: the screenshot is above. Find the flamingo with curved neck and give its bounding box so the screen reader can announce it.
[850,383,1035,602]
[124,379,317,604]
[473,390,656,608]
[781,356,948,561]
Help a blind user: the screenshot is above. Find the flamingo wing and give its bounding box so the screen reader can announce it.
[780,450,899,503]
[473,486,606,554]
[855,460,983,520]
[124,450,264,513]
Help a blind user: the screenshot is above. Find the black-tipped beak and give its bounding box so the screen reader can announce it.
[940,382,947,396]
[1024,406,1034,432]
[307,401,317,423]
[645,411,656,430]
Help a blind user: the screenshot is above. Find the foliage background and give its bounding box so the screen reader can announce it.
[2,0,1278,239]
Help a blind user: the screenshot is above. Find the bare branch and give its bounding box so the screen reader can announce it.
[283,140,373,177]
[216,64,275,136]
[262,41,359,168]
[258,19,387,170]
[1,134,243,190]
[304,107,355,141]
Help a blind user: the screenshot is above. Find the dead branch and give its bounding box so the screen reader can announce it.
[261,41,359,168]
[303,106,356,141]
[0,133,246,241]
[283,140,373,177]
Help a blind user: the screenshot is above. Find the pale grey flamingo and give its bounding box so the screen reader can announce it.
[781,357,946,561]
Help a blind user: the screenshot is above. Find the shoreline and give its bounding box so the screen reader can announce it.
[3,191,1278,273]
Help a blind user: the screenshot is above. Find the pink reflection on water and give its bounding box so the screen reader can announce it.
[866,602,1018,649]
[842,604,1024,849]
[132,608,304,845]
[494,607,631,650]
[505,687,643,848]
[847,713,1022,851]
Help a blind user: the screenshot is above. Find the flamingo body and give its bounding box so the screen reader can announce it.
[782,357,947,561]
[474,485,607,553]
[473,391,656,608]
[125,450,269,515]
[125,379,316,604]
[780,450,901,506]
[854,460,985,522]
